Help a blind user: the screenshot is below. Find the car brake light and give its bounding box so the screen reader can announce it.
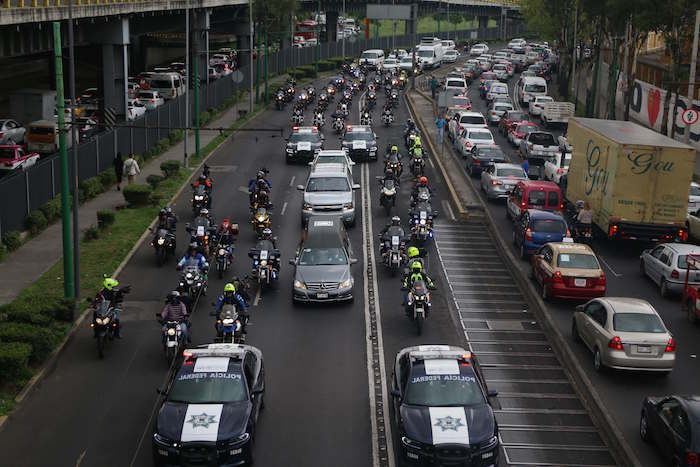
[609,224,618,237]
[525,228,532,241]
[566,229,571,237]
[608,336,624,351]
[686,452,699,466]
[529,143,534,151]
[552,271,563,283]
[671,269,680,279]
[665,338,676,353]
[152,98,156,103]
[557,168,563,174]
[0,132,4,139]
[596,274,606,286]
[680,229,688,241]
[491,180,502,186]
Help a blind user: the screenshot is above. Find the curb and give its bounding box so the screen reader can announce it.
[4,103,268,425]
[405,83,641,467]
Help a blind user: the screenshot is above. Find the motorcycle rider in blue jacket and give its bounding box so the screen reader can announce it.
[177,242,209,284]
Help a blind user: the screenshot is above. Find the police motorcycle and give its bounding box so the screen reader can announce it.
[285,80,296,102]
[406,279,432,335]
[405,127,419,149]
[318,92,329,111]
[379,223,406,276]
[410,147,426,177]
[214,304,246,344]
[342,88,353,103]
[178,264,207,303]
[186,215,216,257]
[291,105,304,125]
[381,106,394,126]
[191,184,209,215]
[275,89,286,110]
[151,225,176,266]
[410,201,436,245]
[248,239,280,292]
[366,90,377,109]
[360,110,372,126]
[297,90,310,108]
[313,108,325,128]
[350,82,360,95]
[90,282,130,359]
[332,113,345,134]
[306,86,316,103]
[390,88,400,108]
[378,174,398,216]
[326,84,336,100]
[333,76,346,90]
[384,150,403,178]
[215,220,238,279]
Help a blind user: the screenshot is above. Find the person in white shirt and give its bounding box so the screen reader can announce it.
[123,153,140,184]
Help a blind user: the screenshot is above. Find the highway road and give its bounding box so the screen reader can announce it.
[430,49,700,467]
[0,64,614,467]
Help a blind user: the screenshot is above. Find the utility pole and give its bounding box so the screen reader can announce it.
[686,10,700,144]
[437,0,441,36]
[184,1,189,168]
[256,34,260,102]
[53,22,74,300]
[392,0,396,51]
[264,29,269,104]
[67,0,79,301]
[249,0,254,112]
[194,46,200,158]
[570,1,578,97]
[342,0,346,60]
[315,0,320,75]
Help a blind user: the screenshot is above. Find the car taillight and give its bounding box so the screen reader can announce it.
[0,132,4,139]
[596,274,606,286]
[529,143,534,151]
[491,180,502,186]
[490,111,496,115]
[525,228,532,241]
[557,168,563,174]
[552,271,563,283]
[609,224,618,237]
[671,269,680,279]
[685,452,699,466]
[152,98,156,103]
[665,338,677,353]
[680,228,688,241]
[608,336,624,351]
[516,132,523,138]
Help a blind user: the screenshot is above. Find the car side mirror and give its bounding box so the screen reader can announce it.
[391,388,401,398]
[289,259,296,265]
[352,184,361,190]
[575,304,585,312]
[296,185,305,191]
[350,258,359,264]
[308,162,314,166]
[487,390,499,398]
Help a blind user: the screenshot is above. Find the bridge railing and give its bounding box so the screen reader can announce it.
[0,24,525,233]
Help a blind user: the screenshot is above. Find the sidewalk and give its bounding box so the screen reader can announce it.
[0,96,252,306]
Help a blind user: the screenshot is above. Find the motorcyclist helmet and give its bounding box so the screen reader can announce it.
[223,282,236,300]
[390,145,398,154]
[103,277,119,291]
[170,291,180,304]
[391,216,401,226]
[188,242,198,253]
[385,168,393,178]
[164,206,173,215]
[418,176,428,186]
[411,261,423,273]
[407,246,420,258]
[198,174,207,183]
[262,228,272,240]
[200,208,209,217]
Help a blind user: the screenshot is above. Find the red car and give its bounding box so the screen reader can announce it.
[531,242,606,300]
[0,145,40,172]
[498,110,529,135]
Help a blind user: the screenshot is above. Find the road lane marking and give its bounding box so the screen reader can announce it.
[428,157,435,170]
[75,450,86,467]
[441,199,456,221]
[597,255,622,277]
[289,175,295,187]
[360,163,394,467]
[253,287,262,306]
[281,201,288,216]
[238,186,249,194]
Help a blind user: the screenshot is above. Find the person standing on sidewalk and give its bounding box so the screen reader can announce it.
[429,75,438,99]
[113,152,124,191]
[435,114,446,146]
[123,153,140,185]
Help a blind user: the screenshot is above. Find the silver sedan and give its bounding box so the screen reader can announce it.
[480,163,527,200]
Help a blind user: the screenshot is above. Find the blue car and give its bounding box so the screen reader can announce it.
[512,209,569,259]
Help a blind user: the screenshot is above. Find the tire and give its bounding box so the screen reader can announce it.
[689,300,698,324]
[660,279,670,298]
[640,410,651,443]
[572,320,581,343]
[166,346,176,366]
[416,314,424,336]
[97,335,105,359]
[593,347,603,372]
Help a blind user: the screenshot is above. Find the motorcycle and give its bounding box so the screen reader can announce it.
[378,178,397,216]
[573,223,593,245]
[285,84,296,102]
[306,86,316,102]
[215,242,234,279]
[390,90,399,108]
[405,129,419,149]
[250,246,280,291]
[359,74,366,89]
[291,111,304,125]
[187,218,215,257]
[385,153,402,178]
[410,204,435,245]
[342,89,352,102]
[191,185,209,215]
[410,154,426,177]
[151,227,176,266]
[313,111,325,128]
[366,92,376,109]
[326,85,336,100]
[406,279,432,335]
[251,206,271,238]
[180,265,206,300]
[275,91,286,110]
[158,318,185,366]
[333,116,345,134]
[381,233,405,276]
[360,111,372,126]
[382,110,394,127]
[90,285,130,359]
[215,305,246,344]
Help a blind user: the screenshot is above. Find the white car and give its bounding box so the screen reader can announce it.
[689,182,700,214]
[399,56,417,73]
[494,51,509,60]
[469,43,489,56]
[310,149,355,175]
[486,83,509,102]
[127,101,147,121]
[443,49,459,63]
[544,152,572,184]
[444,77,467,94]
[448,111,487,140]
[456,127,495,157]
[529,95,554,116]
[381,58,400,72]
[137,90,165,110]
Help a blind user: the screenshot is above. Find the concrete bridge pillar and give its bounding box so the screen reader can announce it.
[326,10,338,42]
[192,9,210,85]
[86,18,129,119]
[478,16,489,31]
[406,3,419,36]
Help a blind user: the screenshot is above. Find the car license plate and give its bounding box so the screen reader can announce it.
[316,293,328,299]
[637,345,651,353]
[574,278,587,287]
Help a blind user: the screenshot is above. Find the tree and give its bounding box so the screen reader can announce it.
[254,0,300,46]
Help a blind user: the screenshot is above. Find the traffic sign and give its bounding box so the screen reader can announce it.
[682,108,699,126]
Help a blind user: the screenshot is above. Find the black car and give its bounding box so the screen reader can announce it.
[391,345,499,466]
[641,395,700,466]
[341,125,378,161]
[466,145,506,177]
[152,343,265,466]
[285,126,324,163]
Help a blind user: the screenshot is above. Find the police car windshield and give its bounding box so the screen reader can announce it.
[299,247,348,266]
[306,177,350,192]
[405,364,485,407]
[169,369,248,403]
[290,132,321,143]
[345,131,374,141]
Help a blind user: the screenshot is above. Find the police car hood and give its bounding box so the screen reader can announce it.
[157,401,251,442]
[400,403,494,446]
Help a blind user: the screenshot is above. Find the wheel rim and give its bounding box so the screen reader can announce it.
[594,350,601,370]
[640,414,647,438]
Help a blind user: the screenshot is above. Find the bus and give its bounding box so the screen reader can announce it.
[295,20,318,42]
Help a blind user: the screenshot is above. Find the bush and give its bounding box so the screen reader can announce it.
[2,231,21,252]
[83,225,100,241]
[98,169,117,188]
[24,210,47,236]
[160,160,181,177]
[1,305,52,326]
[96,210,115,229]
[81,176,104,201]
[146,174,165,189]
[0,244,7,262]
[40,196,63,222]
[168,130,184,145]
[123,184,153,207]
[0,322,58,364]
[0,342,32,383]
[156,138,170,154]
[200,111,212,126]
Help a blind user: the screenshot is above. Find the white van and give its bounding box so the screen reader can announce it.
[360,49,385,69]
[441,40,455,50]
[518,76,547,105]
[416,43,444,69]
[147,72,184,100]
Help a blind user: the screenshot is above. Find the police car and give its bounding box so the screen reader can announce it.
[391,345,499,466]
[285,126,324,163]
[152,343,265,466]
[341,125,378,161]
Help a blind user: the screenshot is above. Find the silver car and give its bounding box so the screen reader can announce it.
[640,243,700,297]
[298,163,360,227]
[572,297,676,373]
[480,163,527,200]
[0,119,26,145]
[487,102,514,124]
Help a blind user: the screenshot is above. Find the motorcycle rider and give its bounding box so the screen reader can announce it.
[384,145,403,176]
[405,246,423,271]
[411,176,433,205]
[177,242,210,284]
[401,261,436,308]
[380,167,399,187]
[94,277,122,338]
[217,218,237,255]
[404,118,416,138]
[214,283,249,330]
[153,207,177,246]
[409,136,423,156]
[160,291,190,344]
[248,170,272,205]
[379,216,406,256]
[251,228,280,277]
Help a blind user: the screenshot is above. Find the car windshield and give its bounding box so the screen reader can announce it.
[497,167,526,177]
[149,80,171,89]
[495,105,513,112]
[528,191,546,206]
[290,132,321,143]
[317,155,347,165]
[404,368,486,407]
[29,126,54,136]
[400,58,412,64]
[557,252,600,269]
[524,83,546,92]
[461,116,485,125]
[345,132,374,141]
[418,50,435,58]
[361,52,378,59]
[533,219,566,233]
[470,131,492,140]
[306,176,349,192]
[517,124,536,133]
[477,147,504,159]
[530,133,556,146]
[447,80,465,87]
[384,59,398,65]
[612,313,666,333]
[168,369,248,403]
[692,185,700,197]
[492,86,508,94]
[298,247,348,265]
[139,92,155,99]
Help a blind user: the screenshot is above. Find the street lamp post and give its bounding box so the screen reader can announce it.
[67,0,79,301]
[184,0,189,168]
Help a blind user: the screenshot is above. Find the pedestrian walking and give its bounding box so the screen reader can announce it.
[435,114,446,146]
[521,158,529,177]
[113,152,124,191]
[429,75,438,100]
[123,153,140,185]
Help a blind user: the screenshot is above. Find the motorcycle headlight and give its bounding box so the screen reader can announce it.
[157,238,165,245]
[219,249,226,256]
[286,148,294,153]
[260,260,268,267]
[256,215,266,222]
[294,279,307,290]
[340,278,352,289]
[95,318,103,325]
[222,318,234,325]
[167,328,176,336]
[102,316,110,324]
[420,219,426,225]
[195,195,203,201]
[416,295,425,301]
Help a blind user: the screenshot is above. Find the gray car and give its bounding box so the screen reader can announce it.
[291,216,357,303]
[640,243,700,297]
[487,102,514,124]
[480,163,528,200]
[298,163,360,227]
[0,119,26,145]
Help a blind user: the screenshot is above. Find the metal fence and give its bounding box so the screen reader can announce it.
[0,24,524,234]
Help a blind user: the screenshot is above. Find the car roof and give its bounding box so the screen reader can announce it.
[310,163,349,175]
[549,242,595,254]
[526,209,565,220]
[304,217,346,247]
[346,125,372,132]
[396,344,471,363]
[317,150,346,156]
[493,162,523,170]
[599,297,655,315]
[519,180,560,189]
[183,343,261,360]
[663,243,700,254]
